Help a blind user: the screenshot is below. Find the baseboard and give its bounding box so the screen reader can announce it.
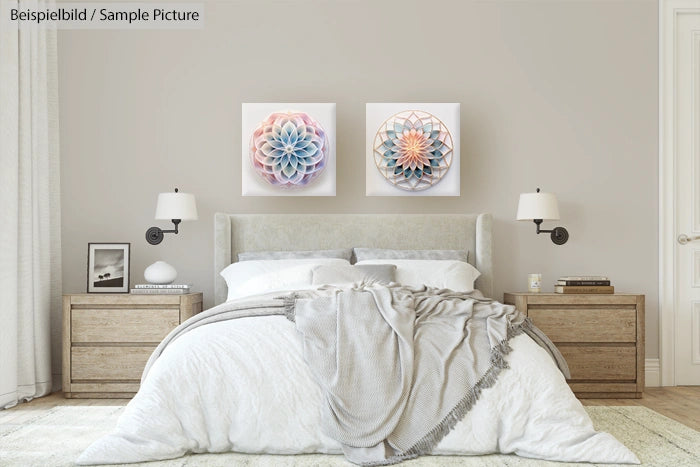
[645,358,660,387]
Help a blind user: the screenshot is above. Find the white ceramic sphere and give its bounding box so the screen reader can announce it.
[144,261,177,285]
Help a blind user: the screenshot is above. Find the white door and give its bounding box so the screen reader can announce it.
[673,7,700,385]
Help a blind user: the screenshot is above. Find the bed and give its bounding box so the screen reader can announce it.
[77,213,639,465]
[213,213,494,304]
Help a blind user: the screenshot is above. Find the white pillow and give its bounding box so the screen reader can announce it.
[312,264,396,286]
[220,258,350,302]
[355,259,481,292]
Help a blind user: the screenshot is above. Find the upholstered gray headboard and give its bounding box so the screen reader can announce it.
[214,213,493,305]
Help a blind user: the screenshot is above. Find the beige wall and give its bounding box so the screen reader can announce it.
[58,0,659,357]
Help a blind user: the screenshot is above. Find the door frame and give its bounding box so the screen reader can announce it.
[659,0,700,386]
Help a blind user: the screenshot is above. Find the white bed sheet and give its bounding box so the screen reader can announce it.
[77,304,639,465]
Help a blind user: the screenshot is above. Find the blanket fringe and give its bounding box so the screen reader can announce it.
[360,319,532,467]
[279,294,299,323]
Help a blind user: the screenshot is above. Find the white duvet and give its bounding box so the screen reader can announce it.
[77,299,640,465]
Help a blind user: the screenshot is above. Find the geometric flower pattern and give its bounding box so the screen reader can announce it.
[373,110,453,191]
[250,111,329,188]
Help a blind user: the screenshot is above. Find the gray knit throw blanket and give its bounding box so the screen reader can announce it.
[289,283,569,466]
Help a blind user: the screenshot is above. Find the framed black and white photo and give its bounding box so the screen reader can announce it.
[87,243,130,293]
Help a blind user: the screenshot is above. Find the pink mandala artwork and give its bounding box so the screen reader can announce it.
[374,110,453,191]
[250,111,329,189]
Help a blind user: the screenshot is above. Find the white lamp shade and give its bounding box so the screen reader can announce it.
[154,192,198,220]
[516,191,560,220]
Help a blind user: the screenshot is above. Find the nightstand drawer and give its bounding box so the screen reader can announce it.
[503,292,644,398]
[559,345,637,381]
[64,292,203,398]
[71,346,154,380]
[528,308,636,343]
[72,308,180,343]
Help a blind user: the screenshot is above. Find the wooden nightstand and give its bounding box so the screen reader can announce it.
[62,293,203,398]
[503,292,644,399]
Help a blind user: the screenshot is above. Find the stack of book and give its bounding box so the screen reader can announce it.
[554,276,613,294]
[130,284,191,294]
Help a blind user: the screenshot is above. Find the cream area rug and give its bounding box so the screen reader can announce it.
[1,406,699,466]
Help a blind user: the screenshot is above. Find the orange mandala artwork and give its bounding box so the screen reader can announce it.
[373,110,453,191]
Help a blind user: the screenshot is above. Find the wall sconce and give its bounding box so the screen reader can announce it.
[145,188,198,245]
[516,188,569,245]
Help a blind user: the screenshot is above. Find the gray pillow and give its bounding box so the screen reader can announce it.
[238,249,353,262]
[312,264,396,286]
[353,248,468,263]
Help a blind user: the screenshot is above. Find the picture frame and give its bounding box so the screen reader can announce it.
[87,243,130,293]
[366,103,460,196]
[241,102,337,196]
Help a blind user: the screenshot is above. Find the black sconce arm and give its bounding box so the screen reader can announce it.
[145,219,181,245]
[533,219,569,245]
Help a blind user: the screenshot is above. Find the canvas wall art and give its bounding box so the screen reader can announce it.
[366,103,460,196]
[242,103,336,196]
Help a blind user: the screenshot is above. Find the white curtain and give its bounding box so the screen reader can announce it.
[0,0,62,409]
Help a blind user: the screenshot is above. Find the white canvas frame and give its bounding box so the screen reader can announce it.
[241,103,336,197]
[366,103,460,196]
